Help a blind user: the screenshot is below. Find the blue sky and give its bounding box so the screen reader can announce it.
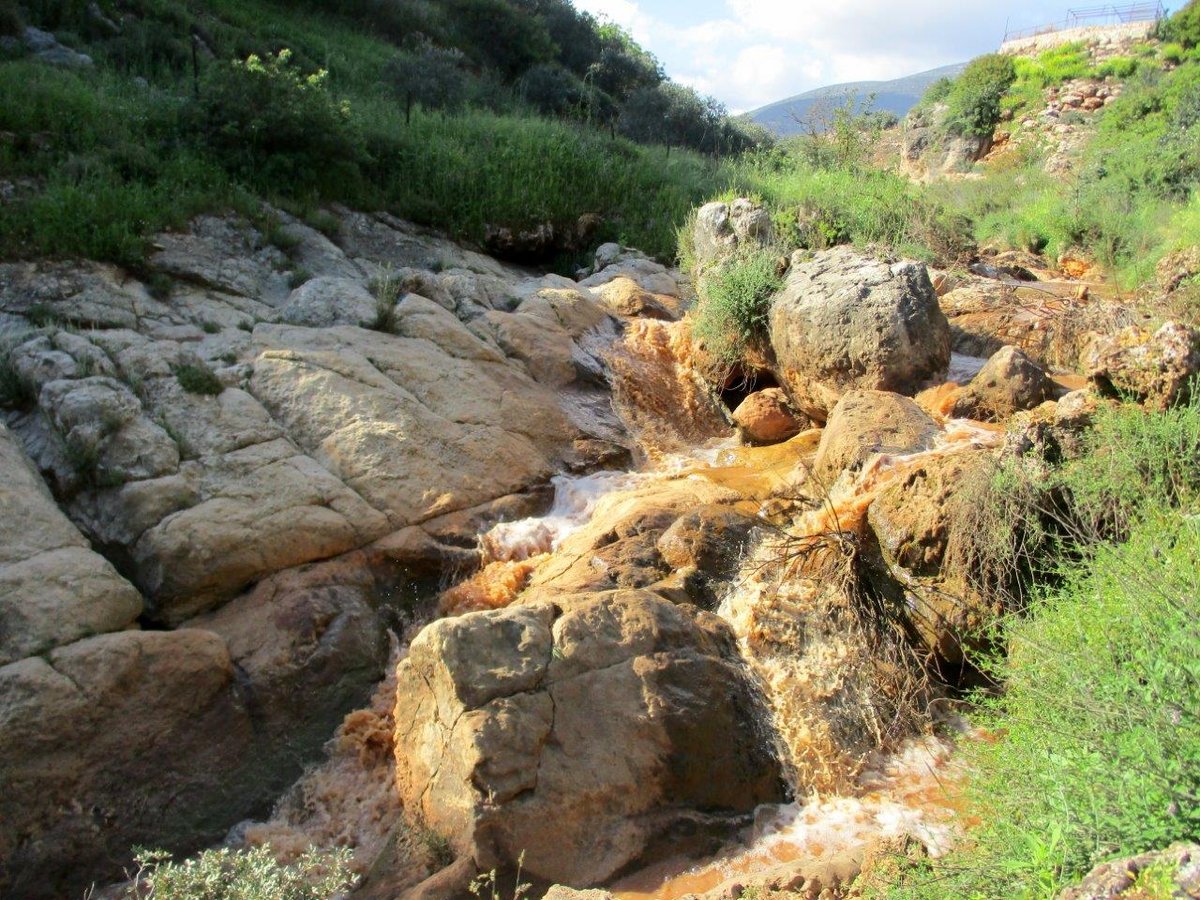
[571,1,1079,112]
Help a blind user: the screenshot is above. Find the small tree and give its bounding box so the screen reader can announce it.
[386,40,468,123]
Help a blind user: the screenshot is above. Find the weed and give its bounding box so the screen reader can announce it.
[418,827,455,869]
[368,267,403,333]
[172,361,224,395]
[468,850,530,900]
[288,268,312,289]
[238,319,255,332]
[304,209,340,238]
[268,223,303,253]
[145,272,174,301]
[201,321,221,334]
[690,245,784,371]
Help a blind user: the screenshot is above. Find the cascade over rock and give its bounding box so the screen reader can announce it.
[768,248,951,421]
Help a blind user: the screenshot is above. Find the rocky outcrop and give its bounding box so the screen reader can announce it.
[0,207,680,894]
[901,103,992,181]
[0,630,252,898]
[769,248,950,421]
[1084,321,1200,409]
[0,423,142,666]
[813,391,941,484]
[938,274,1138,370]
[732,387,810,444]
[393,593,783,886]
[950,345,1050,421]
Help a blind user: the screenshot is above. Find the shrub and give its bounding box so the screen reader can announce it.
[691,245,783,369]
[130,845,355,900]
[0,1,22,38]
[193,49,362,196]
[943,53,1017,136]
[368,267,403,333]
[173,362,224,395]
[918,76,954,106]
[1158,0,1200,49]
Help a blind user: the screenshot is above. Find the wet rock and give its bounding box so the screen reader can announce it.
[186,554,389,803]
[950,345,1050,421]
[732,387,810,444]
[1084,321,1200,409]
[0,424,143,666]
[769,248,950,421]
[1059,842,1200,899]
[0,630,254,899]
[657,505,760,608]
[813,390,941,484]
[862,451,1001,663]
[591,276,678,320]
[393,592,783,886]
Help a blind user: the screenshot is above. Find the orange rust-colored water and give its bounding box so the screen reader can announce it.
[611,735,963,900]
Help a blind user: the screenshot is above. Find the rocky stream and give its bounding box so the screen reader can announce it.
[1,200,1191,899]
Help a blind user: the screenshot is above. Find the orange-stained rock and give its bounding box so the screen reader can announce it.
[1084,321,1200,409]
[732,387,810,444]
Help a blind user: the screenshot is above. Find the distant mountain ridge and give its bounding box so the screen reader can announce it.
[748,62,969,135]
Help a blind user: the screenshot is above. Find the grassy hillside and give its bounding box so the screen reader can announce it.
[0,0,767,266]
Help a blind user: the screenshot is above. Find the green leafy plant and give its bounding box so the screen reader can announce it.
[368,267,404,333]
[691,245,783,370]
[943,53,1017,137]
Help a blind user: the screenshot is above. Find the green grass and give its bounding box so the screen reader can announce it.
[689,244,783,369]
[883,400,1200,900]
[173,362,225,395]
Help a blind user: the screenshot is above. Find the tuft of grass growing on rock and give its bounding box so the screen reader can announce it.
[368,267,403,333]
[172,361,225,396]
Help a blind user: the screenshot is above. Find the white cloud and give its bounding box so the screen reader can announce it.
[573,0,1054,113]
[572,0,657,44]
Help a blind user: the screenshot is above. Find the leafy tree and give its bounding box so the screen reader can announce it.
[193,48,362,191]
[1158,0,1200,48]
[386,39,469,122]
[443,0,554,78]
[524,0,602,75]
[518,61,588,117]
[588,23,663,102]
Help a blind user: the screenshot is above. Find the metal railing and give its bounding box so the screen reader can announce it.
[1003,2,1165,43]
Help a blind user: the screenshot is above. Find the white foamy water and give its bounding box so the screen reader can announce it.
[480,469,640,562]
[611,734,961,900]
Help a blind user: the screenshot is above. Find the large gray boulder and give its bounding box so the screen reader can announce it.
[769,248,951,421]
[393,592,783,886]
